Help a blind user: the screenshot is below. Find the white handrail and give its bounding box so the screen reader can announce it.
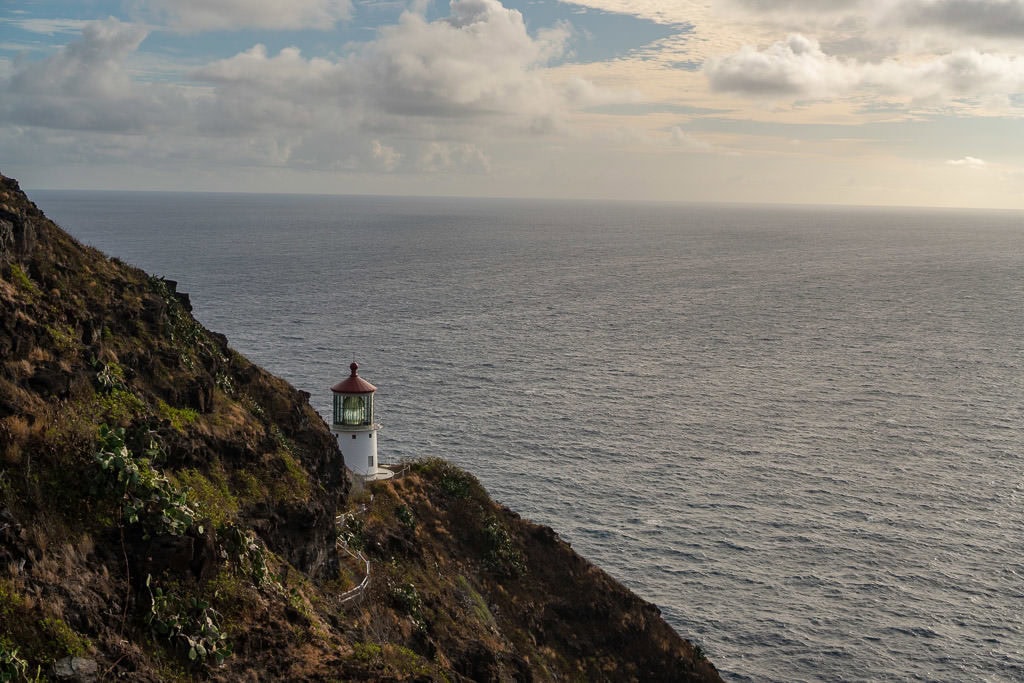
[335,515,371,604]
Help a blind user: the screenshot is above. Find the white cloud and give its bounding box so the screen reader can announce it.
[0,2,612,175]
[706,34,858,97]
[0,19,186,133]
[884,50,1024,100]
[670,126,711,150]
[947,156,987,167]
[195,44,344,92]
[707,34,1024,108]
[9,19,148,97]
[371,139,402,171]
[357,0,570,118]
[139,0,352,32]
[191,0,591,136]
[1,18,93,35]
[417,141,491,172]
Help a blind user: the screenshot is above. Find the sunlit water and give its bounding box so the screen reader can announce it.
[35,191,1024,682]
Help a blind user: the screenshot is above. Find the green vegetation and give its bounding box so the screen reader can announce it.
[0,640,40,683]
[7,263,38,296]
[94,361,125,391]
[219,525,269,588]
[145,576,232,667]
[350,641,382,663]
[269,448,312,504]
[414,458,482,500]
[0,581,89,677]
[94,387,145,424]
[37,618,90,659]
[456,575,496,628]
[395,504,416,529]
[94,425,200,538]
[388,581,426,632]
[337,513,365,552]
[44,324,77,353]
[481,514,526,577]
[156,399,198,432]
[172,468,238,528]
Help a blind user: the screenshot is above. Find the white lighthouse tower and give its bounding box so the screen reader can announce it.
[331,362,392,481]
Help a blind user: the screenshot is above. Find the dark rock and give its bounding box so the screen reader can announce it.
[53,656,99,681]
[209,330,228,350]
[174,291,192,312]
[0,508,31,572]
[0,219,13,259]
[26,362,70,397]
[140,534,195,577]
[140,294,166,326]
[185,377,214,413]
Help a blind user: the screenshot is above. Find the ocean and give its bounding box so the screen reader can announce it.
[32,190,1023,682]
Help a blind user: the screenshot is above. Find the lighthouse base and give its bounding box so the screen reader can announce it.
[362,466,394,482]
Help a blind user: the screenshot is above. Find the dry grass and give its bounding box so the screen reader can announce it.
[1,415,31,465]
[27,346,53,363]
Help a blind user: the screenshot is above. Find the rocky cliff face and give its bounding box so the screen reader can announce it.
[0,174,721,681]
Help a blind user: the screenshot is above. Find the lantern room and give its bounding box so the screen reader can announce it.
[331,362,376,429]
[330,362,391,480]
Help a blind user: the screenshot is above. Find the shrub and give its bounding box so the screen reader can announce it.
[481,515,525,578]
[395,504,416,530]
[173,469,237,528]
[94,426,200,538]
[388,581,426,632]
[0,639,40,682]
[144,576,232,667]
[156,400,198,432]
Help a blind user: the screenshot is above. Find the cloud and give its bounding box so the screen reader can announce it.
[356,0,570,118]
[728,0,864,11]
[0,18,184,133]
[1,18,93,35]
[9,18,148,97]
[895,50,1024,97]
[669,126,711,149]
[193,0,584,131]
[194,44,343,92]
[371,139,402,171]
[706,34,1024,106]
[417,141,491,172]
[706,34,857,97]
[139,0,353,32]
[537,0,699,26]
[723,0,1024,44]
[947,156,987,167]
[0,2,610,175]
[898,0,1024,38]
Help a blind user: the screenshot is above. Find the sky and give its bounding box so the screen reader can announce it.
[3,0,1024,208]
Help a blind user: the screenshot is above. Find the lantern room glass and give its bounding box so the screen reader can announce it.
[334,393,373,426]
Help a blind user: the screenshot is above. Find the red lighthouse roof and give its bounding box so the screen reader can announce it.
[331,362,377,394]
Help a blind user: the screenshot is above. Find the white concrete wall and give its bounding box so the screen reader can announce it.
[334,428,378,477]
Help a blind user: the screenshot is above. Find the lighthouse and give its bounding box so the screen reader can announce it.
[331,362,392,480]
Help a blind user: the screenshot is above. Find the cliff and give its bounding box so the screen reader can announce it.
[0,173,721,681]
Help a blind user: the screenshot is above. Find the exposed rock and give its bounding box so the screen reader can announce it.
[53,656,99,682]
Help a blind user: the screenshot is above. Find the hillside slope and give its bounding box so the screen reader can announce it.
[0,174,721,681]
